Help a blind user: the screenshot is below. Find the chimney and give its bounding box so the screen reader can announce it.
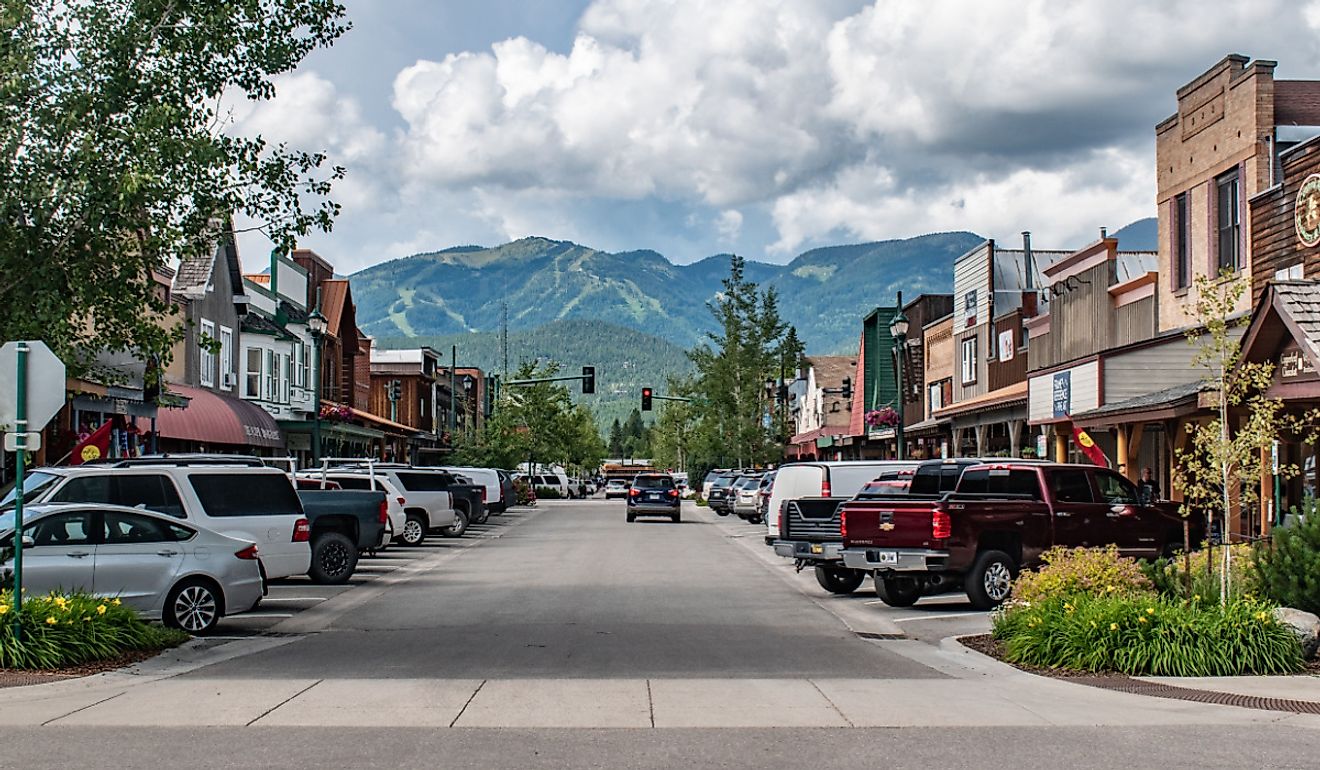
[1022,231,1034,290]
[1099,227,1108,240]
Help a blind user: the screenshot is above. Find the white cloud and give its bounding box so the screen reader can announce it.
[233,1,1320,267]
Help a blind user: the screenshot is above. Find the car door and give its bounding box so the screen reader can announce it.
[12,510,100,595]
[1045,468,1107,548]
[1092,470,1163,559]
[94,510,194,611]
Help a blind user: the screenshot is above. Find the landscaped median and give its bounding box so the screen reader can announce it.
[973,544,1318,678]
[0,590,188,671]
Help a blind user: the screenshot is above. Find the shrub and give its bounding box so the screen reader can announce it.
[1141,543,1260,602]
[992,594,1302,676]
[0,591,188,669]
[534,486,562,500]
[1255,499,1320,615]
[1009,545,1153,604]
[512,478,534,505]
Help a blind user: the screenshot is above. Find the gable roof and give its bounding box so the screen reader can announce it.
[1240,280,1320,371]
[806,356,853,390]
[171,231,246,302]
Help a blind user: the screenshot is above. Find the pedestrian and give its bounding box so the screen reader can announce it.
[1138,467,1160,504]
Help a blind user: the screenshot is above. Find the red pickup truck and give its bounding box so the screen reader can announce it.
[839,462,1196,609]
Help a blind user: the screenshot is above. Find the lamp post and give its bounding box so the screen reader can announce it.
[306,300,327,465]
[461,374,474,437]
[889,295,909,461]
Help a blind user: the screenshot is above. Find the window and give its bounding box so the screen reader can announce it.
[960,337,978,384]
[1095,472,1138,505]
[328,476,372,490]
[1050,469,1095,503]
[1174,192,1190,289]
[50,474,185,518]
[928,382,943,412]
[1275,264,1305,281]
[26,512,95,547]
[199,319,216,387]
[245,348,262,398]
[633,475,675,490]
[1216,170,1240,272]
[264,349,276,401]
[956,468,1041,499]
[103,511,194,543]
[1020,325,1029,351]
[396,472,458,491]
[218,326,233,389]
[188,473,301,517]
[294,342,306,388]
[277,352,290,403]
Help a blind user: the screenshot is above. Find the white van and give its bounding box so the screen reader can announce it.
[441,467,502,510]
[764,461,918,540]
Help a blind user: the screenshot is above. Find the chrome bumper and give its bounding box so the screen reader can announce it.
[841,547,948,572]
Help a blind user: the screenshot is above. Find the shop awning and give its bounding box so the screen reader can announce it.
[933,381,1028,419]
[903,416,951,436]
[1071,380,1205,428]
[155,385,284,448]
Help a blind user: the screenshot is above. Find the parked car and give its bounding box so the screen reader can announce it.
[441,466,508,514]
[626,474,681,523]
[839,461,1200,609]
[1,503,263,634]
[701,469,729,501]
[5,459,311,580]
[731,474,764,522]
[322,465,469,541]
[755,471,776,522]
[494,470,518,513]
[604,479,630,499]
[705,472,740,516]
[296,470,401,560]
[529,472,572,498]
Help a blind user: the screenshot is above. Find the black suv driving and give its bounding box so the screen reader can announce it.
[626,474,681,523]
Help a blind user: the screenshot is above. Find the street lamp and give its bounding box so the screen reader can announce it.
[461,374,475,436]
[306,300,327,465]
[889,293,909,461]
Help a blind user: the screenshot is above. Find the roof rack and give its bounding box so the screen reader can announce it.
[111,454,266,468]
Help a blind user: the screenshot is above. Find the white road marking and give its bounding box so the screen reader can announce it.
[257,597,327,603]
[891,613,986,622]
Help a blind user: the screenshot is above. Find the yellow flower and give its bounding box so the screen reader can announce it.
[44,616,56,625]
[111,598,121,606]
[1110,623,1118,631]
[1192,594,1201,601]
[0,605,9,615]
[1146,607,1155,615]
[1138,616,1148,624]
[1256,611,1269,622]
[96,605,106,615]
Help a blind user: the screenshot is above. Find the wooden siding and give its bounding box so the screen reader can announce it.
[988,311,1027,391]
[952,324,991,403]
[1039,261,1115,367]
[1114,297,1157,347]
[1249,139,1320,299]
[900,295,953,428]
[1104,327,1245,404]
[953,242,992,331]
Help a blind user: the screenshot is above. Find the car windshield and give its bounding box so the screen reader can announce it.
[633,476,675,490]
[0,471,61,509]
[607,479,626,487]
[711,475,735,489]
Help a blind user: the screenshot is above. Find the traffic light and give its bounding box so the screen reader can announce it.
[389,379,402,402]
[641,387,653,411]
[582,366,595,394]
[840,376,852,400]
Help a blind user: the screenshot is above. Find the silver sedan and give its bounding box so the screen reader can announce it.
[1,503,264,634]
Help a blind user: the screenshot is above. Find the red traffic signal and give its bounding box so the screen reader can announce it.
[641,387,653,411]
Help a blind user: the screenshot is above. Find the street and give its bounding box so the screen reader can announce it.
[0,499,1316,768]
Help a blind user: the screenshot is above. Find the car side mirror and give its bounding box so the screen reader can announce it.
[21,535,34,548]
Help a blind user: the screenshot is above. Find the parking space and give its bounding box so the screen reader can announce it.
[211,508,536,638]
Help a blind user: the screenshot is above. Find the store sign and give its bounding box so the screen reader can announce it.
[1296,174,1320,248]
[1052,371,1072,418]
[964,290,977,327]
[1280,349,1315,378]
[998,329,1015,362]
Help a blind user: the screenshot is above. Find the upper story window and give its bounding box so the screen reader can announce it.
[198,319,216,387]
[218,326,233,390]
[1174,192,1190,289]
[1216,169,1240,273]
[245,348,261,398]
[960,336,977,385]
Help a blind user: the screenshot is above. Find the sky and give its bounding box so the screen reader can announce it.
[231,0,1320,274]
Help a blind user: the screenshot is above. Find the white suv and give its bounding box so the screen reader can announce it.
[8,463,311,579]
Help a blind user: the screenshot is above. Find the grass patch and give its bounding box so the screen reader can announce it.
[0,591,189,670]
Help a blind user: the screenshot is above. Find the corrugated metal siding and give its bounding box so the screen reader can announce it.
[1045,261,1115,365]
[1114,297,1157,347]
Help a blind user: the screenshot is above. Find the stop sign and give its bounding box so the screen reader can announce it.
[0,340,67,431]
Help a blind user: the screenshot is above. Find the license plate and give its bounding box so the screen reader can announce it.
[647,494,660,501]
[810,544,824,555]
[874,550,898,565]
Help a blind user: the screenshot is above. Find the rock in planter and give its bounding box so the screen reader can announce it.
[1273,607,1320,660]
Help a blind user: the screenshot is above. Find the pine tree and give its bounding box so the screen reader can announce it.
[1254,499,1320,615]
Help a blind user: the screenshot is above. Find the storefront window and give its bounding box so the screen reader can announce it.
[245,348,261,398]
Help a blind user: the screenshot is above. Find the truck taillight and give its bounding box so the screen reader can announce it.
[667,489,679,497]
[821,478,832,498]
[234,544,260,560]
[379,500,389,525]
[292,518,311,542]
[480,488,487,502]
[778,505,787,538]
[840,508,848,538]
[932,509,951,540]
[397,496,406,507]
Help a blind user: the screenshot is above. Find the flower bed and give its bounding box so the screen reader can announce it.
[0,591,188,670]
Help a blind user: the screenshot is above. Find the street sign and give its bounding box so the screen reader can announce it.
[0,340,66,430]
[3,432,41,452]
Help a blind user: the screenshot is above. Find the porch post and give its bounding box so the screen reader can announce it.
[1054,426,1068,463]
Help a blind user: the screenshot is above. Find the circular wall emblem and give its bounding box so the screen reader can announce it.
[80,445,102,462]
[1296,174,1320,248]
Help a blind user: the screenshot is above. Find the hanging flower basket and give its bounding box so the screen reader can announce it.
[319,404,353,422]
[864,407,900,428]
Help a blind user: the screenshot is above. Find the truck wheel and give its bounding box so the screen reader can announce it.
[400,514,427,546]
[626,511,636,522]
[964,550,1017,610]
[874,575,922,607]
[815,566,865,595]
[441,510,469,538]
[308,532,358,585]
[715,509,729,517]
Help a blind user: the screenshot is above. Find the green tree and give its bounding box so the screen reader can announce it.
[607,418,624,458]
[0,0,348,377]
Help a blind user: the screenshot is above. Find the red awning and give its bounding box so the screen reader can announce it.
[155,385,284,448]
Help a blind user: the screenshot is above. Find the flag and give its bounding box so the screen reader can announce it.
[70,421,112,465]
[1070,420,1110,468]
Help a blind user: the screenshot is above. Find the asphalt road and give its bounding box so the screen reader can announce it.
[186,498,940,680]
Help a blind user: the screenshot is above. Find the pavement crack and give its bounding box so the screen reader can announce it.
[646,679,656,728]
[450,679,487,727]
[42,691,125,726]
[808,679,854,727]
[245,679,322,726]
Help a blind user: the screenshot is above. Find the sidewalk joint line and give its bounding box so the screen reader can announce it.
[42,691,125,726]
[245,679,323,726]
[646,679,655,728]
[450,679,487,727]
[808,679,854,727]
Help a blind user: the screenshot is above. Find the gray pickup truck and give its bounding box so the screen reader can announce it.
[294,483,387,585]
